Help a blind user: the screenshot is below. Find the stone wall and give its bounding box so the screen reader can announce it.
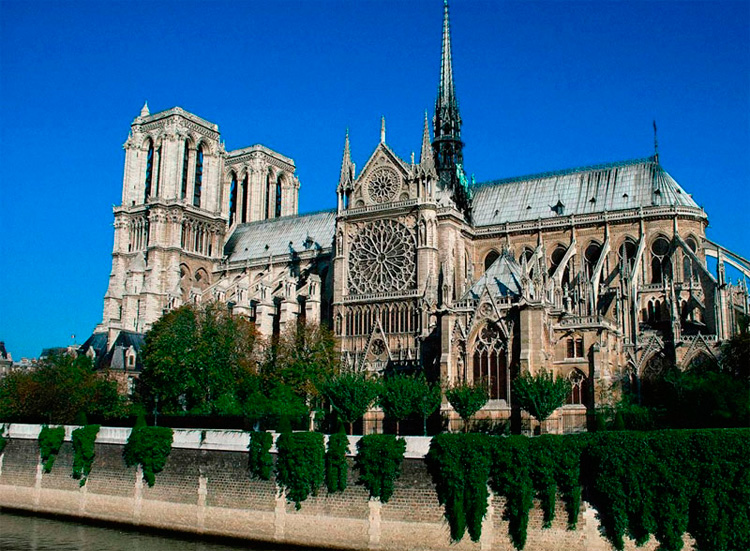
[0,424,693,551]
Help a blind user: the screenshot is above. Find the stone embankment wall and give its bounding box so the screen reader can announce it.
[0,424,688,551]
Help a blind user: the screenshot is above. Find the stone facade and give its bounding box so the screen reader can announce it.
[86,3,749,429]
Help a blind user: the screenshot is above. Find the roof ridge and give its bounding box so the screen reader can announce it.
[473,156,656,189]
[234,208,336,228]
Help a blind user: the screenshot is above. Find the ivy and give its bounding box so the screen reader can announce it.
[71,424,100,486]
[123,426,173,487]
[355,434,406,503]
[490,436,534,550]
[247,431,273,480]
[275,431,325,509]
[427,433,491,542]
[325,433,349,493]
[38,425,65,473]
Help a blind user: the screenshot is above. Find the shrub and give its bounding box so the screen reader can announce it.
[123,426,174,487]
[71,424,100,485]
[355,434,406,503]
[247,431,273,480]
[325,433,349,493]
[275,431,325,509]
[38,425,65,473]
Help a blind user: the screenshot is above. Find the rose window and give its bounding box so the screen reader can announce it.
[348,219,416,294]
[367,167,400,204]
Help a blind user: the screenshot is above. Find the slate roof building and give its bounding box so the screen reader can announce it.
[87,1,749,431]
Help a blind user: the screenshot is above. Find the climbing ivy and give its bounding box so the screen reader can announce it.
[123,426,174,487]
[275,431,325,509]
[325,433,349,493]
[71,424,100,486]
[247,431,273,480]
[355,434,406,503]
[427,433,492,542]
[38,425,65,473]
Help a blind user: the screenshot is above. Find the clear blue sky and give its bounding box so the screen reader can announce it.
[1,0,748,360]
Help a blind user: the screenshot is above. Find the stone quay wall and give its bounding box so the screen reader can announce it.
[0,424,688,551]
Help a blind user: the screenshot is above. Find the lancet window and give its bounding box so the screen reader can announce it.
[682,237,698,282]
[127,216,149,252]
[566,369,588,405]
[584,241,602,280]
[549,245,570,286]
[618,238,637,275]
[650,236,672,283]
[180,142,190,200]
[275,175,282,218]
[241,174,249,223]
[193,145,204,207]
[343,303,419,336]
[143,141,154,202]
[484,250,499,271]
[472,323,508,400]
[229,173,237,226]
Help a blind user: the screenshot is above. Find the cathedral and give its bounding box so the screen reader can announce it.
[84,2,749,431]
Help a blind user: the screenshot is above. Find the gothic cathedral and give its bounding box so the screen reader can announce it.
[84,2,749,431]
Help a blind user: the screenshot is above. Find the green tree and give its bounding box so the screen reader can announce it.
[446,380,489,432]
[139,303,261,416]
[320,371,379,435]
[512,370,570,430]
[380,373,442,436]
[0,353,123,424]
[265,322,339,428]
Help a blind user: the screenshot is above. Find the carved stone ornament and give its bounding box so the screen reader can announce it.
[366,166,400,204]
[348,219,416,294]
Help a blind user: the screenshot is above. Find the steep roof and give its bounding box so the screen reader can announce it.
[471,157,700,227]
[464,252,523,300]
[224,210,336,263]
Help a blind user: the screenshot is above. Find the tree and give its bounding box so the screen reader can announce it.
[0,353,123,424]
[512,370,570,430]
[446,380,489,432]
[379,373,442,435]
[139,303,261,416]
[265,322,339,427]
[320,371,379,435]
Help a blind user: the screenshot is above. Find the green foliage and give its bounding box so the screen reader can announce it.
[71,424,100,485]
[490,436,533,550]
[584,430,750,551]
[445,380,488,431]
[0,435,6,455]
[38,425,65,473]
[380,373,442,435]
[355,434,406,503]
[123,426,174,487]
[0,353,124,424]
[512,370,570,423]
[140,303,260,416]
[275,431,325,509]
[320,372,379,434]
[427,433,492,542]
[325,433,349,493]
[247,431,273,480]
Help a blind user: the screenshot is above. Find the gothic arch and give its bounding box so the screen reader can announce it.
[484,249,500,271]
[469,322,509,400]
[649,234,672,283]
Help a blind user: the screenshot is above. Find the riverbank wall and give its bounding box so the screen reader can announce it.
[0,424,687,551]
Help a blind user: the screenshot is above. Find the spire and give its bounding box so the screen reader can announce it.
[338,130,354,192]
[140,101,150,117]
[420,111,435,169]
[380,116,386,143]
[432,0,468,213]
[653,119,659,164]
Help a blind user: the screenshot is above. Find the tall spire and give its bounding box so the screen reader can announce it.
[432,0,467,212]
[338,130,354,191]
[420,111,435,170]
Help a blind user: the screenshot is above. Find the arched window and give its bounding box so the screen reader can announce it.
[683,236,698,281]
[566,336,584,358]
[180,142,190,199]
[584,241,602,280]
[566,369,588,405]
[241,174,249,223]
[193,145,203,207]
[143,141,154,202]
[229,173,238,226]
[484,250,500,271]
[472,323,507,400]
[650,236,672,283]
[549,245,570,286]
[618,238,637,274]
[275,175,283,218]
[265,172,272,218]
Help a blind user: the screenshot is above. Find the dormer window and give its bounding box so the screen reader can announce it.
[552,200,565,215]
